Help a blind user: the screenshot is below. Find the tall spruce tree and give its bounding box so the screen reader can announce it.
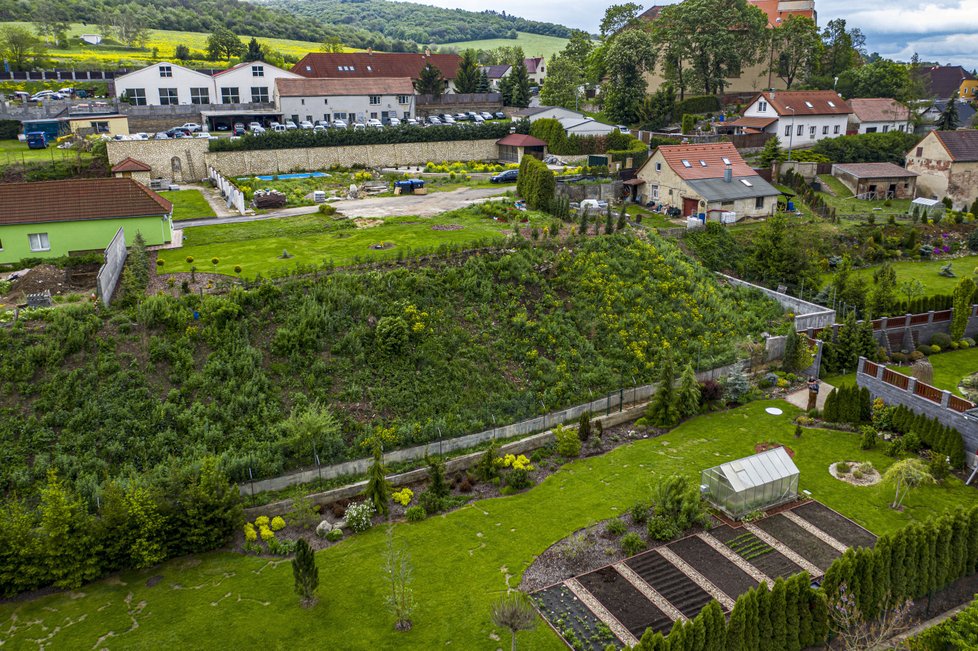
[364,444,391,516]
[454,49,480,94]
[506,48,531,108]
[292,538,319,606]
[414,62,444,96]
[676,363,701,419]
[646,350,679,427]
[476,68,490,93]
[936,90,960,131]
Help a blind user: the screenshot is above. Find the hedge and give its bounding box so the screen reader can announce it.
[0,119,21,140]
[208,120,528,152]
[675,95,722,116]
[517,155,554,211]
[890,405,966,468]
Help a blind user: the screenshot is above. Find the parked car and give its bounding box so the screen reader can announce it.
[315,120,330,129]
[427,116,442,125]
[472,115,485,123]
[251,125,266,135]
[454,113,468,121]
[58,87,74,96]
[25,132,47,149]
[179,122,202,133]
[248,121,262,131]
[30,90,62,101]
[331,119,348,129]
[131,132,149,140]
[615,125,631,135]
[155,132,171,140]
[490,169,518,183]
[285,121,298,130]
[233,123,246,136]
[366,118,383,128]
[480,112,494,120]
[494,112,506,120]
[405,118,419,126]
[352,122,367,131]
[299,120,314,129]
[467,111,480,120]
[580,199,608,211]
[166,127,191,138]
[388,117,401,127]
[441,114,455,124]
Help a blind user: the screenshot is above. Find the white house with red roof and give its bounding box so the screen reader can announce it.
[633,142,780,220]
[739,90,851,148]
[114,60,299,106]
[211,61,301,105]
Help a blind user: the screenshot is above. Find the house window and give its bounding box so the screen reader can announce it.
[369,95,381,105]
[370,112,378,119]
[221,87,240,104]
[251,87,269,103]
[90,121,110,133]
[899,125,905,132]
[882,125,890,133]
[158,88,178,105]
[127,88,146,105]
[252,65,264,77]
[397,95,410,104]
[159,64,172,78]
[784,125,791,137]
[28,233,50,252]
[0,237,4,250]
[834,125,840,134]
[655,162,662,172]
[755,196,765,209]
[190,87,210,104]
[758,100,767,112]
[334,112,347,120]
[865,127,877,133]
[822,126,829,135]
[809,126,816,137]
[916,147,923,157]
[721,201,734,208]
[651,185,659,200]
[797,125,804,136]
[301,99,305,105]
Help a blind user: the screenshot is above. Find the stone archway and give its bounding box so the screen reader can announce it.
[171,156,182,181]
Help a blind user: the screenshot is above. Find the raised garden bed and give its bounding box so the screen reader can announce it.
[577,567,675,638]
[625,550,713,619]
[791,501,877,549]
[710,525,803,580]
[753,513,842,571]
[667,535,758,599]
[533,584,621,651]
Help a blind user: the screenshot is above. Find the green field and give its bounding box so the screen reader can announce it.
[0,138,92,166]
[160,189,217,222]
[441,31,568,60]
[157,207,546,277]
[0,22,328,68]
[822,254,978,297]
[0,400,970,649]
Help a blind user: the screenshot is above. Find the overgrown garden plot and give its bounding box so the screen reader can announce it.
[577,567,675,639]
[667,535,758,597]
[709,525,803,580]
[792,501,877,549]
[752,513,843,571]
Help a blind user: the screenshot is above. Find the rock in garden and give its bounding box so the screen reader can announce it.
[316,520,333,538]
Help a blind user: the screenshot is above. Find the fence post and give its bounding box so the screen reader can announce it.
[941,390,951,408]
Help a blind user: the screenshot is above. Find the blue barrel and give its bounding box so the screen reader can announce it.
[787,200,795,211]
[698,213,706,222]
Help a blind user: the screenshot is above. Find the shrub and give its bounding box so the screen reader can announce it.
[318,203,337,215]
[325,528,343,542]
[554,423,582,457]
[835,462,851,474]
[930,332,952,349]
[345,501,375,533]
[255,515,270,527]
[391,488,414,506]
[630,502,649,524]
[244,523,257,542]
[506,467,531,490]
[270,516,286,531]
[605,518,627,536]
[860,426,878,450]
[419,489,445,514]
[405,505,426,522]
[647,515,680,541]
[259,525,275,541]
[620,532,645,556]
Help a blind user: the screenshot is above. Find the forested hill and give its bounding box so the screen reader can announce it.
[257,0,573,44]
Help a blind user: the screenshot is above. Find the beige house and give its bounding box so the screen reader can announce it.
[905,130,978,210]
[632,141,780,219]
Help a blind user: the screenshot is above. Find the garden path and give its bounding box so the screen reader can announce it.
[784,382,835,412]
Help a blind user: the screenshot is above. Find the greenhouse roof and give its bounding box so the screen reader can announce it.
[713,447,798,493]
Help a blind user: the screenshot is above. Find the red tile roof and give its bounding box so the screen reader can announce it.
[726,116,778,129]
[847,98,910,123]
[933,130,978,162]
[111,157,151,173]
[749,0,815,26]
[496,134,547,147]
[753,90,851,116]
[275,77,415,97]
[654,142,757,180]
[292,52,462,80]
[0,178,172,226]
[524,57,544,74]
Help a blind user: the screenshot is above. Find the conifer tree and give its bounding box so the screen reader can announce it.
[454,49,481,94]
[676,363,701,419]
[756,584,773,651]
[784,576,801,651]
[769,578,788,651]
[701,600,726,651]
[725,595,748,651]
[292,538,319,606]
[936,90,960,130]
[414,62,444,96]
[364,444,392,516]
[476,68,490,93]
[427,455,449,499]
[646,350,679,427]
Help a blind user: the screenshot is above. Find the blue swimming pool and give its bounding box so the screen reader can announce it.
[237,172,329,181]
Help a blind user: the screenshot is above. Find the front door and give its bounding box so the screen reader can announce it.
[683,197,699,217]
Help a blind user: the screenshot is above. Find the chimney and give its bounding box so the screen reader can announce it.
[724,164,732,183]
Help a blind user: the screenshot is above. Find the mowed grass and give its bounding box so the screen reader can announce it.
[158,209,545,277]
[160,189,217,222]
[0,401,971,650]
[887,347,978,396]
[821,254,978,296]
[441,31,568,60]
[0,138,92,165]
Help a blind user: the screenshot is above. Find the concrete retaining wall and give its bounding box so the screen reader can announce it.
[856,357,978,468]
[555,181,623,203]
[95,227,127,306]
[718,274,836,331]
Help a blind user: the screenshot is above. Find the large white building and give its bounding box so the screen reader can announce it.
[847,98,911,135]
[274,77,416,125]
[114,61,299,106]
[738,90,851,148]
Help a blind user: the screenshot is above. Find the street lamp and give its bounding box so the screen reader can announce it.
[786,105,796,162]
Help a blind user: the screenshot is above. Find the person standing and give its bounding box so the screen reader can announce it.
[807,376,820,411]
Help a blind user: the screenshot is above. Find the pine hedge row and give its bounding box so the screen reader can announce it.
[890,405,966,468]
[516,155,554,211]
[822,386,872,425]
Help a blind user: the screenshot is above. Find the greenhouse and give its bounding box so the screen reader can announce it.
[701,447,799,519]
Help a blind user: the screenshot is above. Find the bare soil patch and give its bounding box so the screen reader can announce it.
[791,501,877,549]
[753,513,842,571]
[431,224,464,231]
[755,442,795,457]
[353,218,382,229]
[577,566,673,638]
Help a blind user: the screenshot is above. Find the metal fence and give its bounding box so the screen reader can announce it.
[96,227,127,306]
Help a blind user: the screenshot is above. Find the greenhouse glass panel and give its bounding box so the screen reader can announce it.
[700,447,800,519]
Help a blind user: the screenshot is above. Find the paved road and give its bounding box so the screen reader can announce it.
[176,186,507,228]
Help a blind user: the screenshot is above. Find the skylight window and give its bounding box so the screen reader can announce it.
[827,100,836,108]
[681,159,692,168]
[699,160,707,167]
[721,157,731,165]
[805,101,814,108]
[740,179,753,187]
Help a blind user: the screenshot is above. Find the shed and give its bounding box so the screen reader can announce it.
[112,157,153,186]
[700,447,799,519]
[496,133,547,163]
[831,162,918,199]
[910,197,945,218]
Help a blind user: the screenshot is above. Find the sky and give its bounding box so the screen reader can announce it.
[405,0,978,70]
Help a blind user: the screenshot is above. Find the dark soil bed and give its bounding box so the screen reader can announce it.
[577,566,674,638]
[667,535,758,601]
[532,584,622,651]
[625,550,712,618]
[710,525,804,580]
[753,514,842,571]
[791,501,877,549]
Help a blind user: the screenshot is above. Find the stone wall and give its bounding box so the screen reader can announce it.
[718,274,836,331]
[857,357,978,468]
[108,138,502,182]
[806,307,978,356]
[555,180,623,203]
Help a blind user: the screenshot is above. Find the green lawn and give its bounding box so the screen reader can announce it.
[1,400,971,650]
[0,138,92,165]
[158,209,547,278]
[814,174,912,221]
[440,31,568,60]
[822,255,978,297]
[817,174,853,198]
[887,347,978,396]
[161,189,217,222]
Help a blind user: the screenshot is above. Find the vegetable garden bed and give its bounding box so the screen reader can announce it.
[791,501,877,549]
[576,566,675,639]
[533,584,621,651]
[667,534,758,598]
[624,550,713,619]
[710,525,804,580]
[753,513,842,571]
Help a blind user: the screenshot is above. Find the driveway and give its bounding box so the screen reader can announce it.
[176,186,507,228]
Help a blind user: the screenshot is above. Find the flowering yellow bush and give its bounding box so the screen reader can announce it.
[498,453,534,471]
[270,516,286,531]
[392,488,414,506]
[255,515,270,527]
[259,525,275,542]
[244,523,257,542]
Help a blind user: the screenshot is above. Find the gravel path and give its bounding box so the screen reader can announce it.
[781,509,849,553]
[657,546,736,611]
[565,578,638,647]
[613,562,686,623]
[698,532,773,585]
[744,522,823,576]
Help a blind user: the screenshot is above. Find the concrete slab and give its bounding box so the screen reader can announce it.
[784,382,834,412]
